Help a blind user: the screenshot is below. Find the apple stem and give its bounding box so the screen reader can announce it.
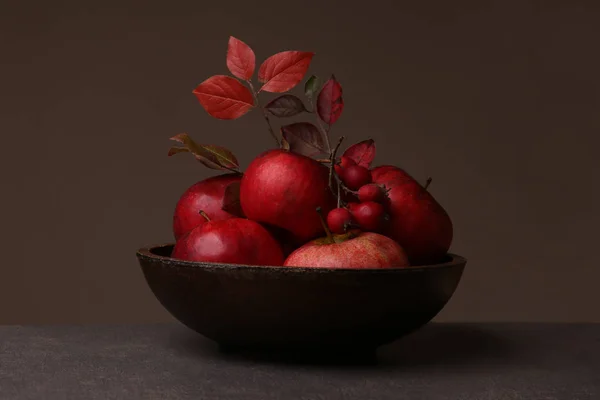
[316,206,334,243]
[198,210,211,222]
[424,177,432,190]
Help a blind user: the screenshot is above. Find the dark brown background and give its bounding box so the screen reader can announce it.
[1,0,598,324]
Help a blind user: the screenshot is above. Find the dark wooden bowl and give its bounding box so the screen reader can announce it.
[136,244,466,354]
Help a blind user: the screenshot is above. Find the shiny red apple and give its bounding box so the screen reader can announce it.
[240,149,336,243]
[371,165,453,265]
[172,215,284,266]
[172,173,241,240]
[284,227,409,269]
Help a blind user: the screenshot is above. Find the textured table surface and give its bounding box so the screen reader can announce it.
[1,323,598,400]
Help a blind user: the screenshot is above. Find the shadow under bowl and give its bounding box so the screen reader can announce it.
[136,244,466,354]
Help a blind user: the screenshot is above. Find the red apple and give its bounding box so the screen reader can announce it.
[261,223,300,258]
[370,165,413,184]
[283,230,409,269]
[172,173,241,240]
[240,149,336,243]
[371,165,453,265]
[172,216,284,266]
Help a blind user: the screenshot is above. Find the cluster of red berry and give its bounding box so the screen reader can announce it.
[328,156,389,234]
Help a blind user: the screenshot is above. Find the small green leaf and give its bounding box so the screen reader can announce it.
[304,75,320,100]
[168,133,240,171]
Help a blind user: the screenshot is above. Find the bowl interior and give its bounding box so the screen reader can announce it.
[139,243,463,272]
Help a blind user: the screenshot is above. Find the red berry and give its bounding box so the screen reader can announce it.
[346,202,360,213]
[327,208,354,234]
[334,156,356,180]
[340,156,356,169]
[358,183,387,204]
[351,201,387,232]
[343,165,371,190]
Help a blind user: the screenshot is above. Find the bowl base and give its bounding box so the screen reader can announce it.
[217,342,379,364]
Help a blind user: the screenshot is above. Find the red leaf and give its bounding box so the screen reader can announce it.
[264,95,308,118]
[343,139,376,168]
[221,181,245,217]
[193,75,254,120]
[226,36,255,81]
[169,133,240,171]
[281,122,327,157]
[317,75,344,125]
[258,51,314,93]
[167,146,190,156]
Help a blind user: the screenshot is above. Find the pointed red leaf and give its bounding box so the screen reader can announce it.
[264,95,308,118]
[193,75,254,120]
[317,75,344,125]
[221,181,245,217]
[343,139,376,168]
[226,36,256,81]
[167,146,190,156]
[258,51,314,93]
[169,133,240,171]
[281,122,327,157]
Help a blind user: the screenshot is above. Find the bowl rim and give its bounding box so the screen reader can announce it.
[136,243,467,274]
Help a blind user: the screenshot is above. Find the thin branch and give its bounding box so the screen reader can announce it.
[332,135,344,159]
[309,95,332,154]
[424,177,432,190]
[333,173,359,195]
[328,136,345,195]
[315,118,332,154]
[247,81,280,147]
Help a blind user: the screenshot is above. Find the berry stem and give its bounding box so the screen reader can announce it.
[333,173,359,195]
[331,135,344,158]
[247,80,280,147]
[328,136,345,196]
[316,206,334,243]
[198,210,211,222]
[424,177,432,190]
[324,124,332,154]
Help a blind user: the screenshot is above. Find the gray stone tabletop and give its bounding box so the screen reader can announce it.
[0,323,598,399]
